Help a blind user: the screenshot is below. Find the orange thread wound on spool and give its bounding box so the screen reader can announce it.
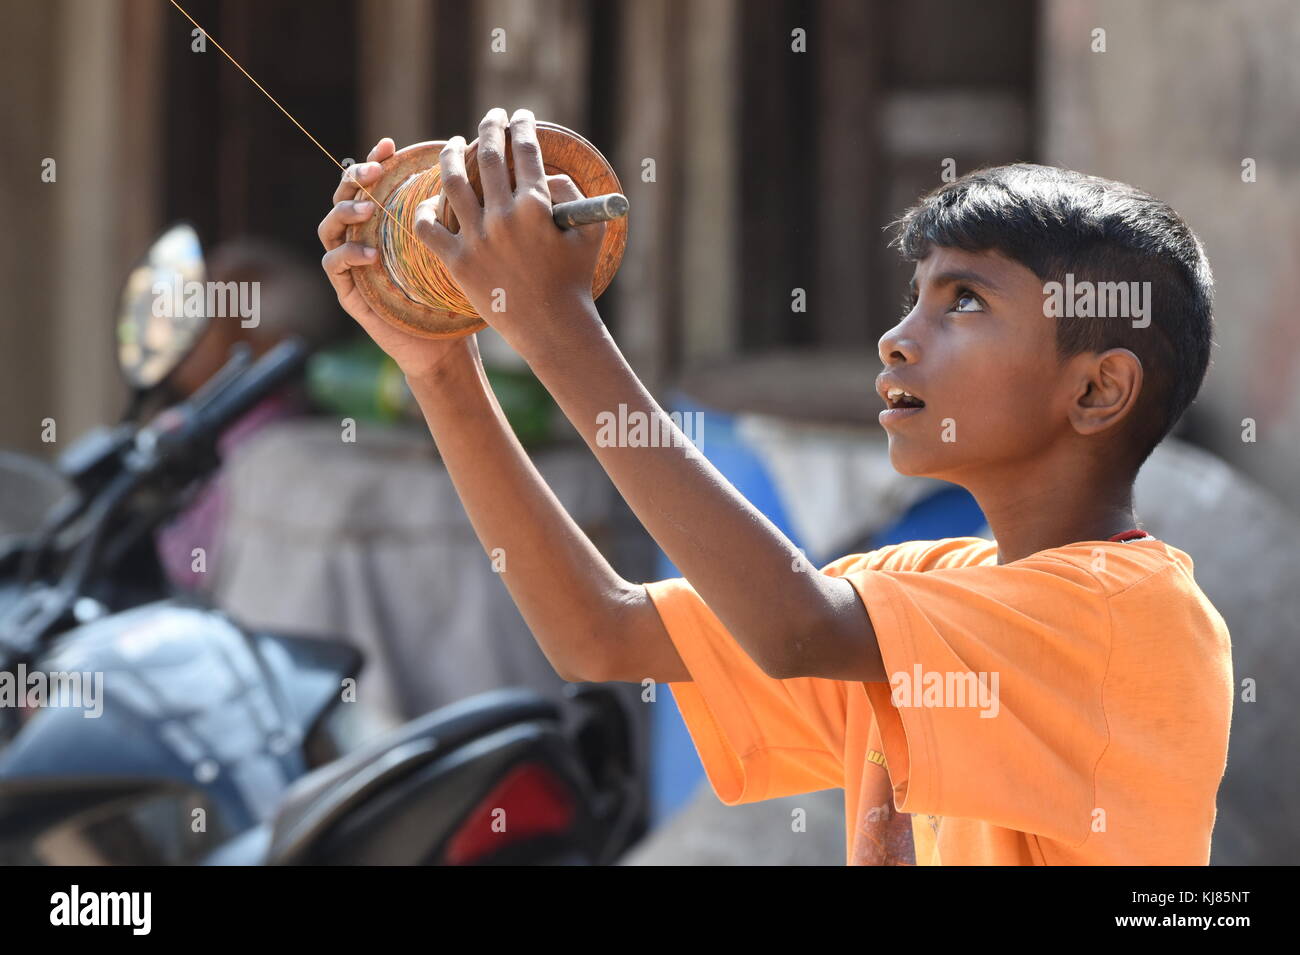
[380,165,478,317]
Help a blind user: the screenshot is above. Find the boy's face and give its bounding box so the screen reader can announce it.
[877,246,1070,482]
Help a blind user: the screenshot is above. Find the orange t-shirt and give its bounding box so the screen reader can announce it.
[644,536,1233,865]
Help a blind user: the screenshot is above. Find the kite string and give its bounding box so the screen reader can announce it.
[165,0,432,271]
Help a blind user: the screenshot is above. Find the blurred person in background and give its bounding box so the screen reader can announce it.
[155,237,344,592]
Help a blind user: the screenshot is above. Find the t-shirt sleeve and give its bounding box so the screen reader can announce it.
[844,554,1114,846]
[644,576,849,805]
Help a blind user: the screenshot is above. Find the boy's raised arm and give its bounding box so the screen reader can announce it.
[415,108,886,684]
[319,135,689,686]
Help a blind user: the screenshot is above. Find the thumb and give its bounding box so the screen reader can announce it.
[414,193,459,259]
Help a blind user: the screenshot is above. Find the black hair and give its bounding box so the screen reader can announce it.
[890,163,1215,467]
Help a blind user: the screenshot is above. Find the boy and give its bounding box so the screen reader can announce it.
[318,108,1232,865]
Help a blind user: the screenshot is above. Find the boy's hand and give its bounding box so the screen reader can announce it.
[318,136,478,382]
[413,107,607,353]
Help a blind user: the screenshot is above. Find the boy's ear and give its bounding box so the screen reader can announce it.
[1067,347,1143,436]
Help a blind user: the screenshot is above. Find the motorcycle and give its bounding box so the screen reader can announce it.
[0,224,644,865]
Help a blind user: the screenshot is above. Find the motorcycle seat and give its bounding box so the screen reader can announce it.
[264,687,561,863]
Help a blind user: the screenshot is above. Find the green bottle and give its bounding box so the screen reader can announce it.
[307,337,557,447]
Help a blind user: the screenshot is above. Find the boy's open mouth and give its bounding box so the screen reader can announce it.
[885,387,925,410]
[876,376,927,426]
[873,374,925,428]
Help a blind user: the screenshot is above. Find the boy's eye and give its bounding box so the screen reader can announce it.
[953,290,984,313]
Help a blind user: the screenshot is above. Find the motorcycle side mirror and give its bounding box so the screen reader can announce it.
[115,222,209,393]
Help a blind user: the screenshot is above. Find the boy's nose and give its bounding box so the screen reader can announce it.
[877,324,920,367]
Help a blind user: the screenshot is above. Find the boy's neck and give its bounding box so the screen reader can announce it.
[964,462,1139,565]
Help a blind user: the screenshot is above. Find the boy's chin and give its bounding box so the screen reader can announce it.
[883,446,925,478]
[886,443,946,480]
[888,458,931,478]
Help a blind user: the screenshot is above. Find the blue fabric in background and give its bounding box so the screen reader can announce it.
[647,396,987,823]
[871,483,988,548]
[647,396,798,823]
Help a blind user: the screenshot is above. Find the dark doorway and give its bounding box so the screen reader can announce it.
[162,0,361,259]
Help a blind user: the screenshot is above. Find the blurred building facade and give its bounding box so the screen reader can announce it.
[2,0,1297,509]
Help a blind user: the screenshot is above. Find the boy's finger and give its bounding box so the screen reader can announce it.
[366,137,395,164]
[509,108,545,196]
[414,195,459,259]
[320,242,378,292]
[332,160,382,205]
[546,176,603,243]
[439,137,482,234]
[317,199,376,251]
[545,174,583,204]
[477,109,512,211]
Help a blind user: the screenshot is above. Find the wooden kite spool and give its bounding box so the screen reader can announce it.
[347,121,628,340]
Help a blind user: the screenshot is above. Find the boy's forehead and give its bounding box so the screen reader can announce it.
[910,247,1040,294]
